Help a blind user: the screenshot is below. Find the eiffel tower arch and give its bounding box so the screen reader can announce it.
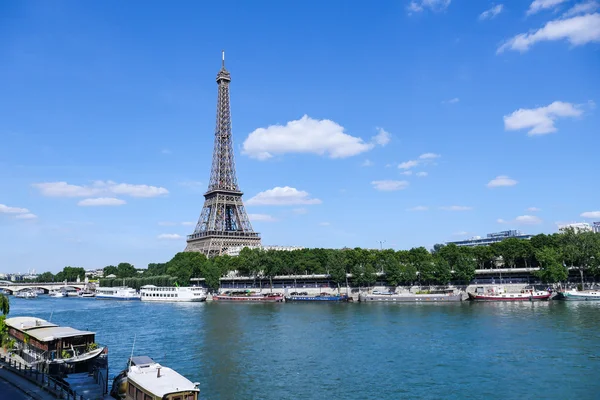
[185,52,261,257]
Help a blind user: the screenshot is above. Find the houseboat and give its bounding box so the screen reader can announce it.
[556,288,600,301]
[96,287,140,300]
[285,292,349,302]
[468,286,551,301]
[359,288,463,302]
[110,356,200,400]
[5,316,109,397]
[49,290,66,298]
[140,285,207,302]
[213,290,284,302]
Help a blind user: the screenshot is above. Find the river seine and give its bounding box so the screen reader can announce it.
[8,298,600,399]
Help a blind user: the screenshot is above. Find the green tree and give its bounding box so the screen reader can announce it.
[262,251,283,290]
[117,263,137,278]
[534,247,568,284]
[0,294,9,315]
[37,271,55,282]
[495,238,521,269]
[146,263,167,276]
[103,265,118,277]
[431,255,452,285]
[166,252,207,284]
[473,246,495,270]
[408,247,433,286]
[327,250,348,289]
[55,266,86,282]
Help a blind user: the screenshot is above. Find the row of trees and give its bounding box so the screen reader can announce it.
[35,230,600,290]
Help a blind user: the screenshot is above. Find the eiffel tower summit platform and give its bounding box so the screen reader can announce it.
[184,52,261,257]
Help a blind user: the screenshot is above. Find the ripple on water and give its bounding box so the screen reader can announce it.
[7,298,600,399]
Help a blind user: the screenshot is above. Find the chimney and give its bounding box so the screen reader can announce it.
[157,367,161,378]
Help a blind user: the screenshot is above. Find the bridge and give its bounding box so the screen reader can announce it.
[0,281,86,294]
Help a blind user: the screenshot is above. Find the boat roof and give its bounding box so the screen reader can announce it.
[128,360,199,396]
[5,317,58,330]
[6,317,94,342]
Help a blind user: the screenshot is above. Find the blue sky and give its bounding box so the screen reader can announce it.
[1,0,599,273]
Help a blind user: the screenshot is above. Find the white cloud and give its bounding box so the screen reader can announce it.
[479,4,504,20]
[371,180,410,191]
[453,231,469,236]
[416,172,428,177]
[33,181,169,198]
[77,197,126,207]
[527,207,542,212]
[581,211,600,218]
[292,208,308,215]
[242,115,375,160]
[527,0,569,15]
[487,175,518,188]
[373,128,391,146]
[0,204,29,214]
[563,1,600,17]
[318,222,331,226]
[498,215,543,225]
[181,221,195,226]
[400,171,413,176]
[504,101,582,135]
[247,186,321,206]
[419,153,441,160]
[248,213,278,222]
[407,0,451,13]
[398,160,420,169]
[408,206,429,211]
[440,205,473,211]
[361,159,374,167]
[442,97,460,104]
[15,213,37,219]
[157,234,183,240]
[498,13,600,53]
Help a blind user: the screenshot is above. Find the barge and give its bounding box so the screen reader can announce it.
[359,289,462,302]
[213,291,284,302]
[468,286,551,301]
[285,292,349,302]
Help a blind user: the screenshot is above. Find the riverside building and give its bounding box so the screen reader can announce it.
[447,230,533,248]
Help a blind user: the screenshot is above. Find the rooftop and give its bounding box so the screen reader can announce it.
[6,317,95,342]
[128,360,199,397]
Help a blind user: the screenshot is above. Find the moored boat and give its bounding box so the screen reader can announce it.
[110,356,200,400]
[213,290,284,302]
[15,290,38,299]
[49,290,66,298]
[360,288,463,302]
[140,285,207,302]
[468,286,551,301]
[96,287,140,300]
[285,292,349,302]
[78,290,96,298]
[556,289,600,301]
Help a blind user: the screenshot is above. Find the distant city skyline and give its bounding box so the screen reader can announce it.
[1,1,599,272]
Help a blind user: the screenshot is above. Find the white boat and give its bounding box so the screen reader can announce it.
[49,290,65,298]
[15,290,38,299]
[111,356,200,400]
[78,290,95,298]
[557,289,600,301]
[468,286,551,301]
[140,285,207,302]
[95,287,140,301]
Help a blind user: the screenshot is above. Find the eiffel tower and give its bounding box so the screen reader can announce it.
[185,52,261,257]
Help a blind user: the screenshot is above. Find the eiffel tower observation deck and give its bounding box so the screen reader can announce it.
[185,52,261,257]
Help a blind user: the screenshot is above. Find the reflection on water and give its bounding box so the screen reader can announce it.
[8,298,600,399]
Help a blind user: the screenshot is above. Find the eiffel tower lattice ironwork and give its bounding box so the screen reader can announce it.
[185,52,261,257]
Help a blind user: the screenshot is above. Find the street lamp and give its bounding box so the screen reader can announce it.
[377,240,386,251]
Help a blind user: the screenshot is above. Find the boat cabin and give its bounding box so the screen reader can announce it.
[125,356,200,400]
[5,316,104,375]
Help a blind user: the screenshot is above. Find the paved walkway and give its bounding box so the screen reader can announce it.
[0,366,57,400]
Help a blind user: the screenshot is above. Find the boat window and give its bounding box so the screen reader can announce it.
[136,387,144,400]
[172,396,182,400]
[128,384,135,397]
[144,395,152,400]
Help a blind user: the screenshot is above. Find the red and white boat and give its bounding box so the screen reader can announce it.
[468,286,551,301]
[212,291,284,302]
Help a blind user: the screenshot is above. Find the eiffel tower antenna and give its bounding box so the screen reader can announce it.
[185,52,261,257]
